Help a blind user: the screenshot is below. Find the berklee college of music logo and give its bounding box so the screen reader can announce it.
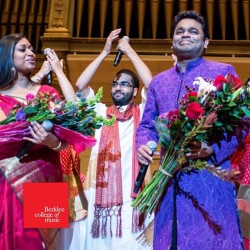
[24,183,69,228]
[34,206,65,223]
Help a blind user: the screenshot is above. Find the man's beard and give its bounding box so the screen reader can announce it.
[111,91,134,106]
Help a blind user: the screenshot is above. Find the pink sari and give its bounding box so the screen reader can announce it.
[231,133,250,250]
[0,85,62,250]
[0,85,96,250]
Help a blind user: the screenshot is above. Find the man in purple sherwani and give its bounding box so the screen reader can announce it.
[136,10,245,250]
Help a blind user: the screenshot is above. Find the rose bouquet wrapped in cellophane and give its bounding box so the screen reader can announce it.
[132,74,250,214]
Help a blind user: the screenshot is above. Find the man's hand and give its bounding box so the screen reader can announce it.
[185,141,213,160]
[103,28,121,55]
[137,144,159,165]
[116,37,132,56]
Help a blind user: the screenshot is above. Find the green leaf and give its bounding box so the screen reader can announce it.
[189,96,199,102]
[241,106,250,118]
[23,105,39,114]
[223,82,231,93]
[26,111,55,122]
[231,87,243,101]
[214,121,223,127]
[0,114,16,125]
[227,101,237,107]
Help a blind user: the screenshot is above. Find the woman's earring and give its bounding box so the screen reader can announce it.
[11,67,16,77]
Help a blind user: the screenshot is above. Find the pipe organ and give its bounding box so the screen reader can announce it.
[0,0,250,54]
[71,0,249,40]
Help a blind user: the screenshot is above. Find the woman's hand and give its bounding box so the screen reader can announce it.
[31,61,51,83]
[44,49,64,75]
[36,60,52,79]
[23,121,66,151]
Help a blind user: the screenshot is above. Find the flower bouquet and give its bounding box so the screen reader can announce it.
[132,74,250,214]
[0,87,115,154]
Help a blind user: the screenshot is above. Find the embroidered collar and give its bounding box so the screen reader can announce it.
[176,57,204,72]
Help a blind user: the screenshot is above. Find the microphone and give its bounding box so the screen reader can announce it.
[44,48,53,85]
[16,120,53,159]
[113,36,130,67]
[133,141,158,193]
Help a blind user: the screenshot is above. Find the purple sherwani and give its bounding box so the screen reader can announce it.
[137,57,244,249]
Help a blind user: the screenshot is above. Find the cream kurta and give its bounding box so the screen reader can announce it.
[84,87,153,250]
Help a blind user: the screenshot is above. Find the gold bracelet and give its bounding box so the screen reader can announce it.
[51,141,62,150]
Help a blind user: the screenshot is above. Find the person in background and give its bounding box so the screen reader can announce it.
[24,45,86,250]
[231,77,250,250]
[75,28,153,250]
[27,48,88,250]
[136,10,245,249]
[34,50,87,250]
[0,34,75,250]
[56,144,88,250]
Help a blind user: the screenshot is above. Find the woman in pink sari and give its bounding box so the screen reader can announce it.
[0,34,76,250]
[231,133,250,250]
[231,78,250,250]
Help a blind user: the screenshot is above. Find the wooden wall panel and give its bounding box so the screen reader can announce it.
[67,54,250,105]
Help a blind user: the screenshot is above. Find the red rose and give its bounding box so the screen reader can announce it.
[213,75,226,91]
[186,102,205,120]
[188,91,198,97]
[167,110,180,123]
[225,73,242,91]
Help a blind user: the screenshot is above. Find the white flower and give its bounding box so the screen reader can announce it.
[193,77,217,103]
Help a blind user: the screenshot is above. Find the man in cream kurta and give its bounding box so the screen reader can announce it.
[75,29,154,250]
[83,81,153,250]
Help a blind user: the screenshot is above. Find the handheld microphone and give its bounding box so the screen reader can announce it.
[113,36,130,67]
[133,141,158,193]
[16,120,53,159]
[44,48,53,85]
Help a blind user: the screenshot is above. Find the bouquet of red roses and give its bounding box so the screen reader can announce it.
[132,74,250,214]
